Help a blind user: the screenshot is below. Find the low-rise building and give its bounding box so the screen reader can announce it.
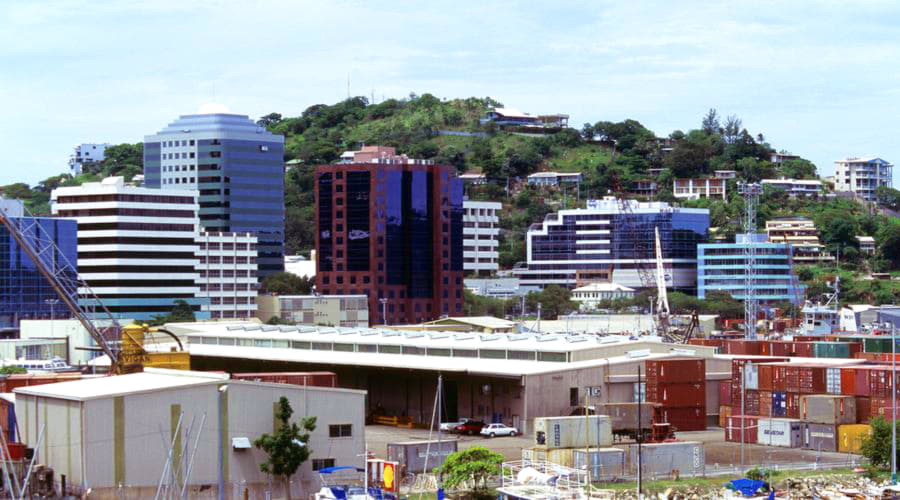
[761,177,823,198]
[628,179,658,197]
[459,173,487,185]
[765,217,833,263]
[15,368,365,498]
[857,235,876,255]
[68,143,109,175]
[673,177,727,200]
[421,316,517,333]
[284,253,316,279]
[527,171,583,186]
[256,294,369,327]
[572,283,636,309]
[480,107,542,127]
[714,170,737,179]
[465,277,523,298]
[770,152,801,164]
[463,200,501,275]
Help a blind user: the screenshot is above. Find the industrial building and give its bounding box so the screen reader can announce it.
[158,321,725,435]
[514,197,709,291]
[462,200,501,275]
[315,148,464,325]
[697,233,805,305]
[143,110,286,277]
[0,200,78,336]
[14,368,366,497]
[256,294,369,327]
[833,156,893,201]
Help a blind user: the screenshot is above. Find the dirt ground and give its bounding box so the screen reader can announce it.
[365,425,863,470]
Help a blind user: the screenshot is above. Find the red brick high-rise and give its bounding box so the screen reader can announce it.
[314,147,464,325]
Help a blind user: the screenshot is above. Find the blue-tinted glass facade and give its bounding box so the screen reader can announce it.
[144,113,285,278]
[0,218,78,333]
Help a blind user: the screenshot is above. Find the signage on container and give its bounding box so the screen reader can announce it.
[585,386,601,397]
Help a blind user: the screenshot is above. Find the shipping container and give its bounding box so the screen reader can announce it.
[856,397,871,424]
[743,364,759,390]
[719,405,732,428]
[798,365,827,394]
[645,358,705,384]
[814,342,861,359]
[522,447,575,467]
[387,440,458,474]
[628,441,705,479]
[660,407,707,431]
[572,448,625,481]
[738,390,760,416]
[726,415,758,443]
[646,382,706,407]
[838,424,871,454]
[786,393,801,419]
[533,416,613,449]
[758,364,775,391]
[801,423,838,452]
[826,368,842,394]
[870,398,899,420]
[756,418,802,448]
[841,368,867,397]
[230,371,338,387]
[758,391,773,417]
[598,403,659,432]
[801,395,856,425]
[792,342,814,358]
[864,337,900,354]
[772,392,787,418]
[719,380,732,406]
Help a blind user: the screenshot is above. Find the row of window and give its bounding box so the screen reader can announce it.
[163,165,195,172]
[163,152,196,160]
[162,139,196,147]
[59,208,195,218]
[198,242,256,251]
[198,256,257,264]
[57,194,195,205]
[198,270,254,278]
[209,297,254,305]
[163,177,195,185]
[198,283,256,291]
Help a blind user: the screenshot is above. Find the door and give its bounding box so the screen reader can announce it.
[443,380,459,421]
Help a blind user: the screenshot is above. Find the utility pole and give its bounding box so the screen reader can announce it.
[741,360,747,469]
[637,365,642,499]
[893,323,897,484]
[739,182,762,340]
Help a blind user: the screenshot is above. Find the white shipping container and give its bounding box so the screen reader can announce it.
[744,364,759,390]
[628,441,705,479]
[573,448,625,481]
[534,416,613,450]
[826,368,842,395]
[756,418,802,448]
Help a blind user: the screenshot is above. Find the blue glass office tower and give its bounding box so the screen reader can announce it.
[0,217,78,335]
[143,112,285,277]
[698,233,805,305]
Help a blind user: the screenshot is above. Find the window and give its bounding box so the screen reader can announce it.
[570,387,579,407]
[312,458,335,471]
[329,424,352,438]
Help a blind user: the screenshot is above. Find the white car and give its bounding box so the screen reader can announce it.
[480,423,518,438]
[440,418,472,433]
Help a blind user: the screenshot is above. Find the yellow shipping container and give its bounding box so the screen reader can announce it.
[838,424,871,454]
[521,447,575,467]
[719,405,732,429]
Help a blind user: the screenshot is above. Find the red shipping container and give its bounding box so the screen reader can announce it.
[647,382,706,407]
[724,340,763,356]
[231,371,338,387]
[798,365,827,394]
[857,397,871,424]
[792,342,814,358]
[758,391,772,417]
[785,366,801,393]
[646,359,705,384]
[737,390,760,416]
[841,368,858,396]
[758,365,774,391]
[870,398,898,419]
[726,415,759,443]
[768,341,793,357]
[719,380,732,406]
[661,407,707,431]
[786,392,801,419]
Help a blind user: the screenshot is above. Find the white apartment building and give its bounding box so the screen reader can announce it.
[52,177,257,321]
[68,143,109,175]
[834,157,893,201]
[196,231,258,319]
[761,177,824,198]
[672,177,727,200]
[463,200,501,275]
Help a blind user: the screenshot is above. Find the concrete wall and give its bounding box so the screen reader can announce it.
[16,382,365,496]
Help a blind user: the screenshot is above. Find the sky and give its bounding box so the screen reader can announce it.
[2,0,899,186]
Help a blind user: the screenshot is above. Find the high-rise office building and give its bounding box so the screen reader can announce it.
[833,156,893,201]
[315,147,464,325]
[143,111,285,277]
[697,233,805,305]
[0,200,78,335]
[514,197,709,292]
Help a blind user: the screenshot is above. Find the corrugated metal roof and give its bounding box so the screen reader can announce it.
[14,368,228,401]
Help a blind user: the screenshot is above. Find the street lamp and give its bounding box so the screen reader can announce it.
[44,298,60,340]
[379,298,389,326]
[217,384,229,500]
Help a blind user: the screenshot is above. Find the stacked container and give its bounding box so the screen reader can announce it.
[645,359,706,431]
[572,448,626,480]
[627,441,705,479]
[530,415,614,467]
[756,418,802,448]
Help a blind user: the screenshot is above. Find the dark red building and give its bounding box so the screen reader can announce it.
[314,154,464,325]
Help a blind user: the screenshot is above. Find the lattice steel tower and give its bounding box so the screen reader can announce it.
[738,182,763,339]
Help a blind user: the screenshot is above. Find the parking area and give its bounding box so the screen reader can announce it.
[365,425,862,469]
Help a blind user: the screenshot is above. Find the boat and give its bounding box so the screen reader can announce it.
[313,466,398,500]
[0,356,72,373]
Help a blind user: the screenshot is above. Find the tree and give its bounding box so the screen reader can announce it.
[436,447,503,499]
[257,112,284,128]
[0,366,26,375]
[877,222,900,268]
[701,109,720,135]
[721,115,743,144]
[877,186,900,210]
[151,299,196,325]
[526,285,577,319]
[254,397,316,500]
[261,272,314,295]
[861,416,896,469]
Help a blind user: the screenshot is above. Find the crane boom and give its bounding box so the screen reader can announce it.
[0,198,120,366]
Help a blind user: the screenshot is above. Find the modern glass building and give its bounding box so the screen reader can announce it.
[0,216,78,335]
[143,112,285,277]
[315,152,464,325]
[513,197,709,292]
[697,233,805,305]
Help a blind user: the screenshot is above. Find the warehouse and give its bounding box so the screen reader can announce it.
[14,368,365,498]
[161,322,726,434]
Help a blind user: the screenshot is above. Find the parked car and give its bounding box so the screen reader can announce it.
[454,420,486,435]
[480,423,519,438]
[440,418,473,433]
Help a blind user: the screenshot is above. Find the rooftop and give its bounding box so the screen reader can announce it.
[424,316,517,329]
[573,283,636,293]
[14,368,227,401]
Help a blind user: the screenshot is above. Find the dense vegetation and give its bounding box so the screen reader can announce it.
[4,95,899,306]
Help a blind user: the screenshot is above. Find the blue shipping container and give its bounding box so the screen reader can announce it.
[772,392,787,417]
